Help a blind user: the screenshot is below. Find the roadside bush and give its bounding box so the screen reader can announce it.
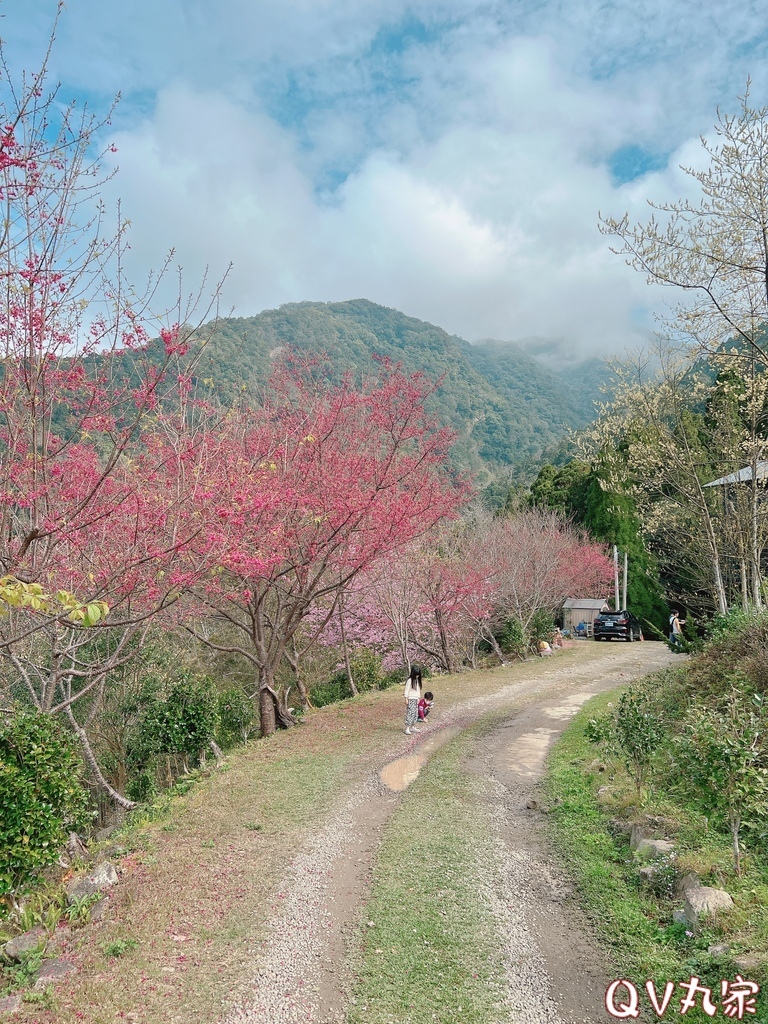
[380,667,407,689]
[125,768,156,805]
[528,609,556,644]
[0,709,91,900]
[497,612,555,658]
[309,675,352,708]
[217,687,257,747]
[127,673,219,791]
[497,619,527,658]
[348,648,383,692]
[310,648,392,707]
[688,608,768,698]
[642,854,678,900]
[673,686,768,876]
[142,675,219,762]
[586,683,669,797]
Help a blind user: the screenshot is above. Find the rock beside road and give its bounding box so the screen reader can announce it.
[3,926,47,962]
[65,860,119,903]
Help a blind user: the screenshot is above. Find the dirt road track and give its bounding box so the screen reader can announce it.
[221,642,677,1024]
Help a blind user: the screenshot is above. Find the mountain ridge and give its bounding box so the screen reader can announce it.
[190,299,612,484]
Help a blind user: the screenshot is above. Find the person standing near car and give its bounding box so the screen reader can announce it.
[669,610,684,647]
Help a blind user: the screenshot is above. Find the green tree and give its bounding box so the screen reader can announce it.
[217,687,257,747]
[127,673,219,792]
[530,461,668,634]
[586,685,667,798]
[601,90,768,613]
[577,346,768,618]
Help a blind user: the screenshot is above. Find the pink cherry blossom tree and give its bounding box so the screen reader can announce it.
[0,16,227,806]
[187,359,467,736]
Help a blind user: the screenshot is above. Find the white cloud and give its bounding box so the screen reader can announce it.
[7,0,768,356]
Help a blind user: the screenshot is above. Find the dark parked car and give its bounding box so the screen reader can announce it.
[593,610,643,641]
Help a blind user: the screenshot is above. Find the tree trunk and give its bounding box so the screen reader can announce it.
[338,595,358,695]
[259,682,277,737]
[731,813,742,876]
[65,707,136,811]
[698,489,728,614]
[434,607,454,673]
[750,464,762,608]
[739,546,750,612]
[259,676,298,736]
[283,647,314,709]
[294,673,313,709]
[468,639,477,669]
[482,625,507,666]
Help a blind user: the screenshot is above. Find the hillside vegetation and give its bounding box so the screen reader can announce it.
[547,610,768,1020]
[190,299,612,483]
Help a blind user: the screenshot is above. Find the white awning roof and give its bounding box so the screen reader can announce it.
[704,461,768,487]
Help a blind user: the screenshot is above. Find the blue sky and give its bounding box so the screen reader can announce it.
[2,0,768,357]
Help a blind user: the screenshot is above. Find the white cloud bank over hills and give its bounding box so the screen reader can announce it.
[5,0,768,357]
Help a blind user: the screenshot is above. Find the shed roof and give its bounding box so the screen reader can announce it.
[563,598,609,610]
[704,461,768,487]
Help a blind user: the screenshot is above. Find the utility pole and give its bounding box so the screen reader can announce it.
[622,550,628,610]
[613,545,620,611]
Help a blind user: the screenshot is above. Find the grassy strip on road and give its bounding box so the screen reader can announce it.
[545,689,768,1023]
[348,719,510,1024]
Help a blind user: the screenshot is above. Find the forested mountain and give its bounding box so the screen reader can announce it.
[191,299,612,484]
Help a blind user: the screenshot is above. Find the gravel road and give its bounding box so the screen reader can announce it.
[220,643,678,1024]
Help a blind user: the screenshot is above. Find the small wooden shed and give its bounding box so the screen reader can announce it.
[562,598,609,636]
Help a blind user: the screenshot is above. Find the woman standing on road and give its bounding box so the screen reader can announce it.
[404,665,423,735]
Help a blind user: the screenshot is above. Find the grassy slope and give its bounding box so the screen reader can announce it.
[546,690,768,1023]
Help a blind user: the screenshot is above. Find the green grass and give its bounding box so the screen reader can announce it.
[0,950,45,997]
[348,723,509,1024]
[102,937,139,958]
[545,690,768,1023]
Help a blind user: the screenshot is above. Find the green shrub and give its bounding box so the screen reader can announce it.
[133,674,218,762]
[497,612,554,657]
[309,675,353,708]
[125,768,156,804]
[528,609,556,643]
[102,937,139,957]
[497,618,527,658]
[348,648,383,692]
[217,687,256,747]
[688,608,768,697]
[641,854,678,899]
[587,683,670,796]
[0,709,90,899]
[124,673,219,795]
[380,667,406,689]
[673,687,768,875]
